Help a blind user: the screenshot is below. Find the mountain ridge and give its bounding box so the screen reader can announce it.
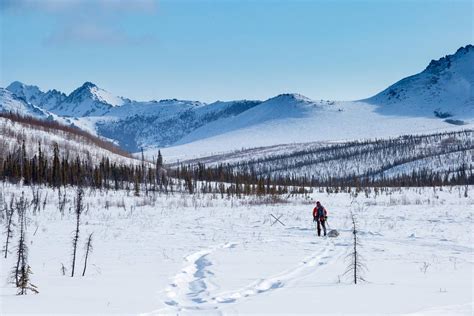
[366,44,473,118]
[1,44,472,154]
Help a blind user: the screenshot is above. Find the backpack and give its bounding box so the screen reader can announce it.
[317,206,326,218]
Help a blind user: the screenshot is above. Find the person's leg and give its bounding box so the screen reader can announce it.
[322,220,327,236]
[317,220,321,236]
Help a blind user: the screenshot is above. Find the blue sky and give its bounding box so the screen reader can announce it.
[0,0,472,102]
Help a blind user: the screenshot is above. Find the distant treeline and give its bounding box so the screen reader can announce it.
[1,138,470,195]
[212,130,474,184]
[171,132,474,189]
[171,164,308,196]
[0,140,311,196]
[0,139,169,194]
[171,162,472,190]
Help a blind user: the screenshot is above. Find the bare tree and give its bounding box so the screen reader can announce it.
[12,192,38,294]
[60,263,67,276]
[82,233,93,277]
[3,196,15,258]
[71,188,84,277]
[0,191,5,222]
[13,193,27,286]
[31,187,41,215]
[42,193,48,210]
[344,211,366,284]
[58,189,67,218]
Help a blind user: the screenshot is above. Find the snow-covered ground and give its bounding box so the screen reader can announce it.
[1,183,472,315]
[156,100,471,162]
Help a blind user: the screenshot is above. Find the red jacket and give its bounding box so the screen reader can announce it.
[313,206,327,219]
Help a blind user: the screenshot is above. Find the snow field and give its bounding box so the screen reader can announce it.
[0,183,472,315]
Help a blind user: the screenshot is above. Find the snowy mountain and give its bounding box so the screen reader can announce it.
[367,45,474,119]
[98,99,261,151]
[0,45,472,156]
[174,93,328,146]
[6,81,128,117]
[49,82,128,117]
[0,88,49,118]
[7,81,67,110]
[157,45,473,160]
[6,81,43,104]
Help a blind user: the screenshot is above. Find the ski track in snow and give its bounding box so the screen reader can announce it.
[147,239,342,315]
[161,242,237,314]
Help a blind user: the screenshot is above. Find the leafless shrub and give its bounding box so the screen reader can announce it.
[343,210,367,284]
[31,187,41,215]
[420,261,430,274]
[82,233,93,277]
[71,188,84,277]
[60,263,67,276]
[12,192,38,294]
[245,195,289,206]
[3,195,15,258]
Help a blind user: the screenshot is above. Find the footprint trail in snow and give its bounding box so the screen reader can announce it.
[149,239,341,314]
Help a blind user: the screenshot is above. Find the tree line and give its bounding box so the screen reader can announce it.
[173,130,473,188]
[170,159,472,190]
[1,137,471,194]
[0,140,168,195]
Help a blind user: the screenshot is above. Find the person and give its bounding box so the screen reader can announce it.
[313,201,328,237]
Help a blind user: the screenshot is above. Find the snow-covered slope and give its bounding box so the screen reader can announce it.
[158,100,470,161]
[175,94,329,146]
[0,88,49,118]
[49,82,127,117]
[97,99,261,151]
[367,45,474,118]
[0,115,141,166]
[6,81,44,104]
[6,81,128,117]
[7,81,67,110]
[175,130,473,183]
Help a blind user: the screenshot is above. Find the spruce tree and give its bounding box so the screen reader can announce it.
[13,193,38,294]
[38,141,43,184]
[344,211,366,284]
[157,150,163,169]
[71,188,84,277]
[52,143,60,187]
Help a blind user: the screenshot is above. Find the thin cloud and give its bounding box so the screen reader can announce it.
[1,0,158,13]
[2,0,159,47]
[44,22,156,46]
[45,23,127,46]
